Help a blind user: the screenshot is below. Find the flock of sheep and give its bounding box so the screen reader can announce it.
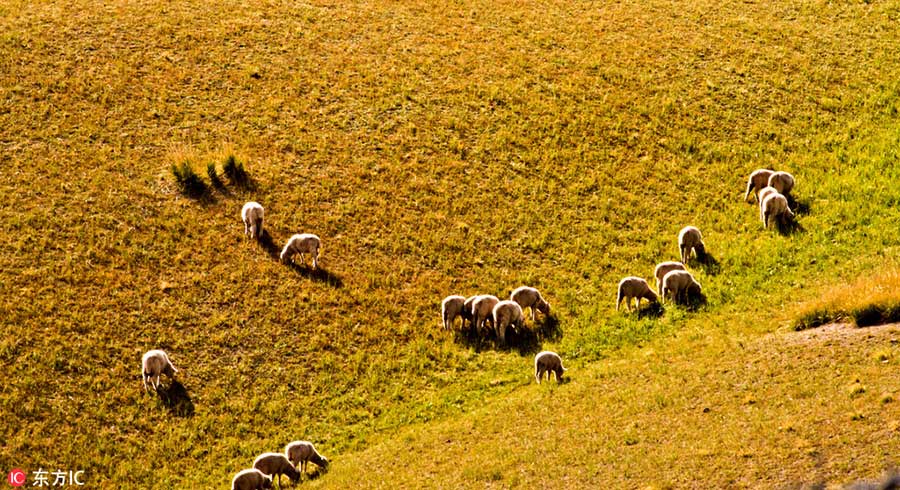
[441,287,567,383]
[141,202,329,489]
[139,170,798,486]
[439,169,799,385]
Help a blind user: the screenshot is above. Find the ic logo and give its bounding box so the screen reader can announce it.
[7,469,26,487]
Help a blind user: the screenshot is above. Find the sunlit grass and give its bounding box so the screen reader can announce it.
[793,268,900,330]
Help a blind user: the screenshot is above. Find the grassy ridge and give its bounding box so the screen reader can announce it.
[1,0,900,487]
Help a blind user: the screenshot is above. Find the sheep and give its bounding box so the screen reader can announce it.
[654,261,686,296]
[510,286,551,322]
[761,192,794,229]
[534,351,566,384]
[141,349,177,392]
[768,170,795,196]
[441,295,466,331]
[616,277,658,312]
[492,300,525,344]
[678,226,706,263]
[743,169,774,203]
[252,453,301,487]
[280,233,320,269]
[284,441,330,476]
[461,295,478,330]
[241,202,265,240]
[231,469,273,490]
[661,270,702,305]
[471,295,500,334]
[757,186,778,211]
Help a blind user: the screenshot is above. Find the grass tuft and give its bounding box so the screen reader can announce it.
[792,269,900,330]
[222,154,249,187]
[207,162,224,189]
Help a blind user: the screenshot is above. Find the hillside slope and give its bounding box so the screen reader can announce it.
[1,0,899,487]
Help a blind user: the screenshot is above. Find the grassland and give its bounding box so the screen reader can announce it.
[1,0,900,488]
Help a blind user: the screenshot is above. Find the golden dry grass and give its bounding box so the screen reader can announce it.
[1,0,900,487]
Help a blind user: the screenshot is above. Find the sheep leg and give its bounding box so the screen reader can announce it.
[636,297,642,310]
[535,367,542,384]
[530,306,535,322]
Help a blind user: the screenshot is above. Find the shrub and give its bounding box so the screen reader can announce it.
[207,162,224,188]
[222,154,249,186]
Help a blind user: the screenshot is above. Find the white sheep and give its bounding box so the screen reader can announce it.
[441,295,466,331]
[461,295,478,330]
[471,295,500,334]
[280,233,320,269]
[241,202,265,240]
[744,169,774,203]
[510,286,551,322]
[492,300,525,344]
[284,441,330,475]
[616,277,658,312]
[653,261,686,296]
[678,226,706,263]
[761,192,794,228]
[252,453,301,486]
[661,270,702,304]
[757,186,778,212]
[231,469,273,490]
[768,171,795,196]
[534,351,566,384]
[141,349,178,392]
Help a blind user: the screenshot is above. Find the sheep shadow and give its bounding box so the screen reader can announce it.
[695,251,722,276]
[157,380,195,417]
[285,262,343,288]
[635,302,664,319]
[257,230,283,260]
[787,195,811,216]
[776,217,804,236]
[452,315,561,356]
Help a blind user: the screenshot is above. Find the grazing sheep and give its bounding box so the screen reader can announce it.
[441,295,466,331]
[252,453,301,487]
[280,233,320,269]
[654,261,686,296]
[461,295,478,330]
[757,186,778,211]
[241,202,265,240]
[510,286,551,322]
[285,441,330,475]
[744,169,774,203]
[678,226,706,263]
[472,295,500,334]
[141,349,178,392]
[616,277,658,312]
[761,192,794,228]
[232,469,273,490]
[492,300,525,344]
[534,351,566,384]
[661,270,702,305]
[768,171,795,196]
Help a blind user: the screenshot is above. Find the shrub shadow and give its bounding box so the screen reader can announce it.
[157,380,195,417]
